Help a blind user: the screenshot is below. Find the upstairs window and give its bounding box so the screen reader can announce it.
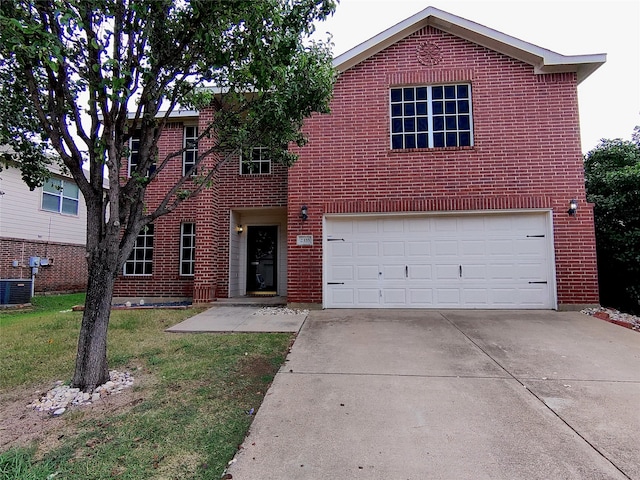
[241,147,271,175]
[127,129,156,177]
[123,224,154,276]
[390,84,473,149]
[42,178,79,215]
[183,126,199,175]
[127,129,141,177]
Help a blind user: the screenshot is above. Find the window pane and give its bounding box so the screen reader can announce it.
[416,87,427,100]
[459,116,470,130]
[432,101,443,115]
[404,135,416,149]
[403,88,414,101]
[444,85,455,98]
[391,104,402,116]
[433,116,444,131]
[63,182,79,199]
[390,89,402,102]
[446,116,457,130]
[417,134,428,148]
[42,193,60,212]
[434,133,445,148]
[61,198,79,215]
[404,103,415,116]
[445,101,457,114]
[416,102,427,115]
[457,85,469,98]
[43,178,61,194]
[432,86,443,99]
[446,132,458,146]
[392,135,403,149]
[404,118,415,132]
[459,132,471,146]
[458,100,470,113]
[417,117,428,132]
[392,119,403,133]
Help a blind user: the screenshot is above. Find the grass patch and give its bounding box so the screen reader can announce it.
[0,293,293,479]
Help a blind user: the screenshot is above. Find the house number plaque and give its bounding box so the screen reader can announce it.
[296,235,313,246]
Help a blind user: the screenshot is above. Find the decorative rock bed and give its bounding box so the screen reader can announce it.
[28,370,134,415]
[581,306,640,331]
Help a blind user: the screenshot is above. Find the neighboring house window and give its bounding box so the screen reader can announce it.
[183,126,198,175]
[41,178,79,215]
[390,84,473,149]
[123,224,154,276]
[241,146,271,174]
[127,129,141,177]
[180,223,196,276]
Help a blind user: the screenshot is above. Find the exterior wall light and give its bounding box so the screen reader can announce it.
[300,205,308,220]
[567,199,577,216]
[236,225,244,234]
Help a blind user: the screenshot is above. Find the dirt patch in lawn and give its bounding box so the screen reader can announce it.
[0,368,155,456]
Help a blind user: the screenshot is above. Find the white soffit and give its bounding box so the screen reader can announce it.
[333,6,606,84]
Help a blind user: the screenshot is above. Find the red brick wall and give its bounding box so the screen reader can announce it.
[287,26,599,307]
[113,115,288,301]
[0,238,87,293]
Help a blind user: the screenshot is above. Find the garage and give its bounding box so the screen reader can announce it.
[324,211,556,309]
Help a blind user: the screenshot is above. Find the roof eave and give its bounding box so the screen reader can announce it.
[333,6,606,85]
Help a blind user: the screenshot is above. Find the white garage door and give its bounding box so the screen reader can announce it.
[324,212,556,309]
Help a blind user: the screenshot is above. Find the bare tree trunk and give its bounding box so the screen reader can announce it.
[71,258,115,392]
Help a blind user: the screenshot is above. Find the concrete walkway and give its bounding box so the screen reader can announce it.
[165,305,308,333]
[227,309,640,479]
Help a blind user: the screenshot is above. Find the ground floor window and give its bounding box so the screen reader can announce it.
[123,224,154,276]
[180,223,195,276]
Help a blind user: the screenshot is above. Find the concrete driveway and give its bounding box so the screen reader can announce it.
[227,309,640,479]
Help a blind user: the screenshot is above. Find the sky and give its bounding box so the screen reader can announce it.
[313,0,640,153]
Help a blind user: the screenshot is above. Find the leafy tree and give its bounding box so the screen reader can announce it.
[584,135,640,314]
[0,0,336,391]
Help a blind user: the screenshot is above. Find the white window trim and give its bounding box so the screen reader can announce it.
[182,125,199,176]
[390,84,473,150]
[123,224,154,276]
[180,222,196,277]
[240,146,271,175]
[41,178,79,216]
[127,130,141,177]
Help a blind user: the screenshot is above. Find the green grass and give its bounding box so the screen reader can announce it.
[0,293,293,479]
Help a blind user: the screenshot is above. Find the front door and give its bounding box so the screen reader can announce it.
[246,225,278,295]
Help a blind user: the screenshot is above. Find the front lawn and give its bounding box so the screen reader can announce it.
[0,294,292,479]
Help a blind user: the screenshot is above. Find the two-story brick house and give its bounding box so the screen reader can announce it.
[113,7,605,310]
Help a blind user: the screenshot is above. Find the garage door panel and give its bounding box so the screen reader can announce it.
[409,289,434,304]
[461,240,485,256]
[515,239,547,256]
[409,264,432,280]
[325,212,554,309]
[436,288,461,305]
[407,241,431,257]
[382,241,405,256]
[329,265,354,282]
[382,264,405,280]
[435,264,459,280]
[488,239,514,255]
[329,242,353,257]
[382,288,407,304]
[356,265,379,281]
[434,240,458,255]
[356,241,379,257]
[462,264,487,279]
[462,288,489,305]
[356,289,381,305]
[487,263,516,279]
